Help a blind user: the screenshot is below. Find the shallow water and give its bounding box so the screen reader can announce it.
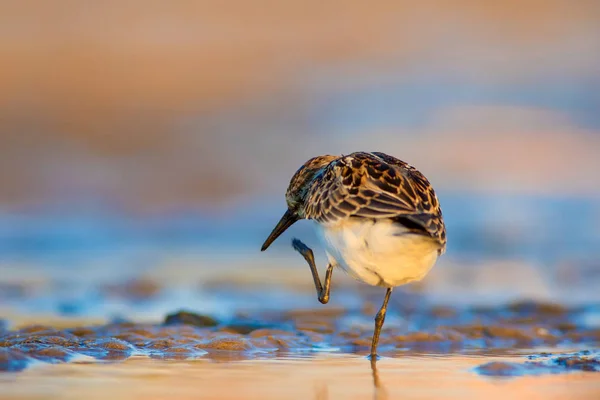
[2,351,599,400]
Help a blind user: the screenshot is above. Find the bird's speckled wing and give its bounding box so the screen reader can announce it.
[304,152,447,252]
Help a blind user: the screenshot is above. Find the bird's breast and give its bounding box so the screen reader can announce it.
[314,218,440,287]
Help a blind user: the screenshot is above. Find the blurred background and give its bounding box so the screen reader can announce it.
[1,0,599,321]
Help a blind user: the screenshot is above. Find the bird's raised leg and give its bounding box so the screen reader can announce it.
[292,238,333,304]
[370,288,393,358]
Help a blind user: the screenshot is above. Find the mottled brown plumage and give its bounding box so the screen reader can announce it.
[286,151,446,254]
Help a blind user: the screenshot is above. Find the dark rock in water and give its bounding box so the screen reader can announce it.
[475,361,564,377]
[27,346,73,363]
[17,325,64,336]
[475,361,525,377]
[393,329,465,347]
[148,345,205,360]
[529,350,600,372]
[482,326,532,341]
[476,350,600,377]
[86,338,133,352]
[250,333,311,350]
[507,300,567,316]
[164,310,218,327]
[195,337,255,351]
[223,320,285,335]
[67,327,98,338]
[395,331,448,344]
[295,319,336,334]
[0,330,81,350]
[29,335,80,348]
[249,328,296,338]
[142,338,181,350]
[77,338,135,361]
[553,355,600,371]
[0,348,30,372]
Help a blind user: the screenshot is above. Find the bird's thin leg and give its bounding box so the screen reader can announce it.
[292,238,333,304]
[371,288,393,358]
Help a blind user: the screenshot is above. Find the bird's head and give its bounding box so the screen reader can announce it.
[261,154,337,251]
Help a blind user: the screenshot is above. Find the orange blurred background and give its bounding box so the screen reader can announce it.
[1,0,599,214]
[0,0,599,324]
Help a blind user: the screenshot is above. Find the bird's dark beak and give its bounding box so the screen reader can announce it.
[261,209,299,251]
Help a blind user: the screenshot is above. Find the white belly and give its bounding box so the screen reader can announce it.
[314,219,440,288]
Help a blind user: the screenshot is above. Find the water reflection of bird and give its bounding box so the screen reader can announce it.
[261,151,446,357]
[371,358,388,400]
[312,359,387,400]
[314,383,328,400]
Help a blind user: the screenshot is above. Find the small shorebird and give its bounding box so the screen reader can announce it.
[261,151,446,358]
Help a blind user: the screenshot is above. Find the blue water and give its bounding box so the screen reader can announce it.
[0,193,597,265]
[1,192,599,321]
